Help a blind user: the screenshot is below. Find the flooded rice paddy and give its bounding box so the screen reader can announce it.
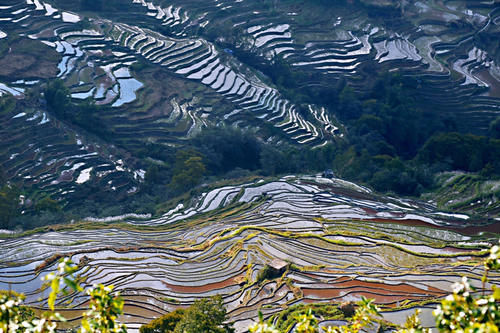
[0,176,498,331]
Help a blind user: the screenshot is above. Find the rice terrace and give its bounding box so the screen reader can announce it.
[0,0,499,331]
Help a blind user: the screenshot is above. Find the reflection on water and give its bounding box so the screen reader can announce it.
[112,78,143,107]
[382,306,437,328]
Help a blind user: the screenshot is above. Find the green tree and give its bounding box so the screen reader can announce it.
[81,285,127,333]
[139,309,185,333]
[169,150,206,193]
[338,86,362,120]
[190,128,262,174]
[489,117,500,139]
[45,79,70,119]
[260,146,288,176]
[418,133,490,172]
[174,296,233,333]
[1,258,127,333]
[35,196,61,213]
[0,290,34,324]
[0,185,19,229]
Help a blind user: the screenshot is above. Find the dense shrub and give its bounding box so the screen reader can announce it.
[139,309,186,333]
[140,297,232,333]
[256,264,276,283]
[190,128,262,174]
[168,149,206,194]
[174,296,233,333]
[418,132,500,174]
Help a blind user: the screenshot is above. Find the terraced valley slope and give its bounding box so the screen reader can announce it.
[0,0,499,215]
[1,176,499,330]
[1,0,500,331]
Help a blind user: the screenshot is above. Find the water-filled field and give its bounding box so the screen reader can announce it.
[0,176,497,331]
[1,0,500,206]
[1,1,500,329]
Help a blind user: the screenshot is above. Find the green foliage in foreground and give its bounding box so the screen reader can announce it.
[0,258,126,333]
[433,242,500,332]
[140,296,233,333]
[248,298,381,333]
[1,242,499,333]
[139,296,233,333]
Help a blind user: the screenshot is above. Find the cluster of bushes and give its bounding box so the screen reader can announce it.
[139,127,336,196]
[256,264,280,283]
[150,118,500,198]
[45,80,111,140]
[140,296,233,333]
[333,132,500,197]
[419,133,500,174]
[319,73,500,196]
[0,183,19,230]
[339,73,457,157]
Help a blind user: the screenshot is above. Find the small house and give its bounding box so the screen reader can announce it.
[322,169,334,178]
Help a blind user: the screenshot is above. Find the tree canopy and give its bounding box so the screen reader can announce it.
[174,296,233,333]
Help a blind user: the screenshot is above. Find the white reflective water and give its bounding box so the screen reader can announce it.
[112,78,144,107]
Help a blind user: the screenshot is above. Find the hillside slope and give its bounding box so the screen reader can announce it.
[0,175,498,330]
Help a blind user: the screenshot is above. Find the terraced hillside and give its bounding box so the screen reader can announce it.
[0,176,498,331]
[0,2,499,329]
[0,0,342,210]
[1,0,499,204]
[0,98,142,205]
[0,0,339,147]
[129,0,500,132]
[3,0,497,139]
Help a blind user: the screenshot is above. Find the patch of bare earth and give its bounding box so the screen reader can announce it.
[0,39,59,79]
